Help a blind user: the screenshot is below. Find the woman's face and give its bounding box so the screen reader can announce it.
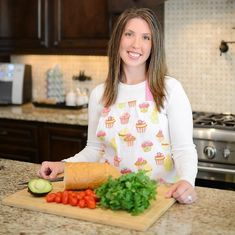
[119,17,152,69]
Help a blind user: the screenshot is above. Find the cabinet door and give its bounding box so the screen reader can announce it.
[108,0,165,34]
[0,0,48,53]
[40,124,88,162]
[0,119,39,162]
[50,0,109,54]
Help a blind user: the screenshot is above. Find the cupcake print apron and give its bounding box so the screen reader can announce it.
[96,82,178,183]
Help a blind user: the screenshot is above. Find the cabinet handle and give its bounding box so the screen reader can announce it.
[82,132,87,138]
[54,41,58,46]
[0,130,8,136]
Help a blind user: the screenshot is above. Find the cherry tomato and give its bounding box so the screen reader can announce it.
[46,189,97,209]
[68,191,73,196]
[77,191,86,200]
[84,195,95,203]
[62,191,69,204]
[70,197,78,206]
[87,200,96,209]
[55,195,62,203]
[91,192,98,202]
[78,199,86,208]
[71,192,77,198]
[68,194,74,203]
[85,189,94,196]
[56,191,62,196]
[45,193,56,203]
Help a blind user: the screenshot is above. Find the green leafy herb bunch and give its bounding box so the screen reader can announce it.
[95,170,157,215]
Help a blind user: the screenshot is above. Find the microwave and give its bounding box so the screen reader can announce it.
[0,63,32,105]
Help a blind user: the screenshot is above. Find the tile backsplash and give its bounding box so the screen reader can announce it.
[165,0,235,113]
[11,0,235,113]
[11,55,108,100]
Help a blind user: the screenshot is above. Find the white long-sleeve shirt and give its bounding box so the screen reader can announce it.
[64,76,198,186]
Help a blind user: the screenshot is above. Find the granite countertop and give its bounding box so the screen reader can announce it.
[1,158,235,235]
[0,103,88,126]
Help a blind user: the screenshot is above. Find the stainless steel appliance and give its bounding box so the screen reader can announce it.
[0,63,32,105]
[193,112,235,190]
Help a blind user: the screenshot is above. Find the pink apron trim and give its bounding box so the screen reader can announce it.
[145,81,154,101]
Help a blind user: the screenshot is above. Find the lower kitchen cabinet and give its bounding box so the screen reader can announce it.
[39,123,87,162]
[0,119,39,163]
[0,119,87,163]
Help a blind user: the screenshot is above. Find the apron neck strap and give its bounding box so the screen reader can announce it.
[145,81,154,101]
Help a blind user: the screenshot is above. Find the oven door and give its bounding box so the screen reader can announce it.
[196,161,235,190]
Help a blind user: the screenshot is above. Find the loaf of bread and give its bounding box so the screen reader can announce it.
[64,162,121,190]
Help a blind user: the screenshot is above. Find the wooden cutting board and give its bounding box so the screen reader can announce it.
[2,182,175,231]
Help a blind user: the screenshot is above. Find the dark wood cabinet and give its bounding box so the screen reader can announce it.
[49,0,109,54]
[108,0,165,35]
[39,123,87,162]
[0,118,88,163]
[0,0,48,53]
[0,0,164,55]
[0,0,109,55]
[0,119,39,162]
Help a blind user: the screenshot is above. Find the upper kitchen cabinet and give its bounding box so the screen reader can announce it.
[0,0,109,55]
[0,0,165,55]
[49,0,109,55]
[0,0,48,53]
[108,0,165,34]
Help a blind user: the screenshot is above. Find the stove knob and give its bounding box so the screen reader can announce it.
[204,146,216,159]
[223,148,230,159]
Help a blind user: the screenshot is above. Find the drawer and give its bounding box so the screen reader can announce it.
[0,119,38,147]
[0,148,39,163]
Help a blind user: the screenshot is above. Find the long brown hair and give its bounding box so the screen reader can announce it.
[102,8,167,111]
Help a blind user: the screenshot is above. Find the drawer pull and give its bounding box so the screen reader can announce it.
[0,130,8,135]
[82,132,87,138]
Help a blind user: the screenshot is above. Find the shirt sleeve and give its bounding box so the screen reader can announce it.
[63,85,104,163]
[166,80,198,186]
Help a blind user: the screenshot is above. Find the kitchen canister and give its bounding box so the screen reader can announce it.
[65,90,76,106]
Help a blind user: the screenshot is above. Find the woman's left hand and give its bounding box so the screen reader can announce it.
[165,180,197,204]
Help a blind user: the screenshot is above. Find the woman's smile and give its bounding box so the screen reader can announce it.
[127,50,142,59]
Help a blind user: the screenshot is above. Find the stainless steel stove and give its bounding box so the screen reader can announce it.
[193,112,235,190]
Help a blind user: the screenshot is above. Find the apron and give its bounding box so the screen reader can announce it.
[96,82,178,183]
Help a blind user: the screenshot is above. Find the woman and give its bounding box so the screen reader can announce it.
[38,8,198,204]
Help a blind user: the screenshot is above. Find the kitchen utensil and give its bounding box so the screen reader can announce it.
[18,177,64,185]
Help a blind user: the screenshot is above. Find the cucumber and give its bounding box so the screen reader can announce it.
[28,178,53,197]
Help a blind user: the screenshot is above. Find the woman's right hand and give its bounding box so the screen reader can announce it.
[37,161,65,179]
